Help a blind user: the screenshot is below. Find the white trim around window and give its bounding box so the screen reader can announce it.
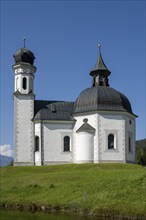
[105,130,119,151]
[61,132,72,153]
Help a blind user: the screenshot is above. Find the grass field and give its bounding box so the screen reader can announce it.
[0,163,146,218]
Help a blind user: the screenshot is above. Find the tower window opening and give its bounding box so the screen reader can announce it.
[128,137,132,152]
[23,77,27,90]
[35,136,39,152]
[108,134,115,150]
[63,136,70,152]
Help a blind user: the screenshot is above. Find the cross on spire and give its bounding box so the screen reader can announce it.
[98,42,101,52]
[23,37,26,48]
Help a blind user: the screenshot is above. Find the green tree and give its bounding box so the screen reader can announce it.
[136,148,146,166]
[136,139,146,166]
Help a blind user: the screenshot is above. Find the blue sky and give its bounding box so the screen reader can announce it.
[0,0,145,156]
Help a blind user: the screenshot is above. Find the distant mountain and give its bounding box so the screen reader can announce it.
[0,154,13,167]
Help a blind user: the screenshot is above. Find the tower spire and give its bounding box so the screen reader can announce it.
[90,44,111,87]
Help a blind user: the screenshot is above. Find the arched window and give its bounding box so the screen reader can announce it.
[128,137,132,152]
[64,136,70,152]
[23,77,27,90]
[108,134,114,150]
[35,136,39,152]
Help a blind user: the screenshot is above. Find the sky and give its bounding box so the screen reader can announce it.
[0,0,145,157]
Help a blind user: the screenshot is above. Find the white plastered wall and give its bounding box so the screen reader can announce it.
[73,113,98,163]
[14,95,34,165]
[33,112,136,165]
[125,116,135,163]
[41,122,74,164]
[73,112,129,163]
[75,132,94,163]
[98,113,126,163]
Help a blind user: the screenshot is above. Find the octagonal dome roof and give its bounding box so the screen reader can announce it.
[74,86,134,115]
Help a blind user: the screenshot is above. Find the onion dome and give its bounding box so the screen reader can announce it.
[13,38,35,65]
[13,47,35,65]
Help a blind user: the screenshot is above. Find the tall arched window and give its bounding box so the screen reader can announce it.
[64,136,70,152]
[23,77,27,90]
[108,134,114,150]
[35,136,39,152]
[128,137,132,152]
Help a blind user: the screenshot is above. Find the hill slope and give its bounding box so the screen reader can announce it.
[0,164,146,219]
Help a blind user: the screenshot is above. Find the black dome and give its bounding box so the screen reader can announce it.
[13,48,35,65]
[74,86,133,114]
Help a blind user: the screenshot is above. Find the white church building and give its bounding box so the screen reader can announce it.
[13,44,137,166]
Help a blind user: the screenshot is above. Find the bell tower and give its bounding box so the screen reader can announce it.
[90,43,111,87]
[13,40,37,166]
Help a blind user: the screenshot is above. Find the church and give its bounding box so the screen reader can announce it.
[13,44,137,166]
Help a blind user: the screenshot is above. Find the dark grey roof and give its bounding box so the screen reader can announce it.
[34,100,60,116]
[13,47,35,65]
[76,119,95,134]
[74,86,135,115]
[34,101,75,121]
[90,51,111,76]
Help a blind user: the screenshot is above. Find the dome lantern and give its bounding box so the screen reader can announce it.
[90,44,111,87]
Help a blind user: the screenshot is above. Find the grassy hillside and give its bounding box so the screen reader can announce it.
[0,164,146,218]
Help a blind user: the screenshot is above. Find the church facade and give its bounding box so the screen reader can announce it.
[13,45,137,166]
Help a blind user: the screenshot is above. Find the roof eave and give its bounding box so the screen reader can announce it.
[33,119,76,123]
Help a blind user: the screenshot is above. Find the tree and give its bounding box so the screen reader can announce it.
[135,139,146,166]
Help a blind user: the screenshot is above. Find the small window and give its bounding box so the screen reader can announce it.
[64,136,70,152]
[23,77,27,90]
[108,134,114,150]
[128,137,132,152]
[35,136,39,152]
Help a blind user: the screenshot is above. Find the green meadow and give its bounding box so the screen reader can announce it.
[0,164,146,218]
